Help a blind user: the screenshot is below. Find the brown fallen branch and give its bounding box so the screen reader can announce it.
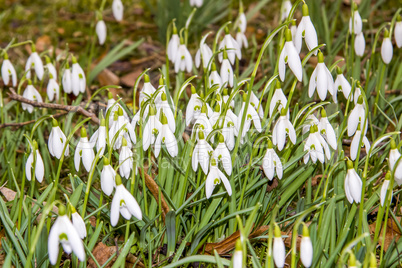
[0,112,67,129]
[7,88,100,124]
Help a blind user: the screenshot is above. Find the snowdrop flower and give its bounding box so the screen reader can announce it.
[380,172,392,206]
[304,124,330,164]
[334,67,352,101]
[349,5,362,35]
[119,137,133,179]
[308,52,334,101]
[174,39,193,73]
[48,119,69,159]
[262,140,283,180]
[350,124,370,161]
[295,4,318,54]
[238,93,262,141]
[155,112,178,157]
[193,104,213,138]
[220,50,234,87]
[62,62,72,94]
[106,92,129,125]
[156,93,175,132]
[89,117,107,156]
[222,109,238,151]
[232,239,243,268]
[273,224,286,268]
[168,25,180,62]
[213,134,232,175]
[1,53,17,86]
[96,19,107,45]
[71,55,86,96]
[69,204,87,239]
[74,128,95,172]
[318,109,337,150]
[22,80,43,113]
[48,205,85,265]
[109,108,136,150]
[222,88,235,108]
[347,96,366,137]
[302,113,319,135]
[381,29,393,64]
[25,45,44,80]
[47,73,60,102]
[281,0,292,21]
[189,0,203,7]
[395,15,402,48]
[209,103,221,127]
[209,63,222,89]
[300,224,313,268]
[272,109,296,151]
[101,158,116,196]
[344,160,362,204]
[186,86,203,125]
[270,81,288,118]
[236,29,249,49]
[279,28,302,82]
[195,35,213,69]
[218,28,241,64]
[112,0,124,21]
[389,139,402,185]
[238,5,247,33]
[143,106,162,151]
[192,131,213,174]
[25,140,44,183]
[249,91,264,118]
[205,158,232,199]
[110,175,142,226]
[354,32,365,57]
[45,56,57,80]
[139,74,156,105]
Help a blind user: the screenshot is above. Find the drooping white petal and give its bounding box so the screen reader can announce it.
[354,32,365,57]
[273,237,286,268]
[300,236,313,268]
[380,179,391,206]
[395,21,402,48]
[112,0,124,21]
[72,212,87,239]
[96,20,107,45]
[381,37,393,64]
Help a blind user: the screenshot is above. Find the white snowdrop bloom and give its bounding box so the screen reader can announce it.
[249,91,264,118]
[220,51,234,87]
[218,29,241,64]
[290,21,297,44]
[334,67,352,101]
[96,20,107,45]
[222,121,236,151]
[25,140,44,183]
[25,47,44,81]
[48,119,69,159]
[238,93,262,141]
[71,56,86,95]
[350,125,370,161]
[47,74,60,102]
[395,17,402,48]
[308,52,334,101]
[112,0,124,21]
[45,56,57,80]
[213,134,232,175]
[281,0,292,21]
[156,93,175,133]
[238,9,247,33]
[106,92,129,126]
[205,158,232,199]
[139,74,156,105]
[223,88,235,108]
[273,224,286,268]
[236,30,248,49]
[232,239,243,268]
[101,158,116,196]
[302,113,319,135]
[189,0,203,7]
[318,109,337,150]
[209,63,222,89]
[62,63,72,94]
[119,138,133,179]
[192,131,213,174]
[381,29,393,64]
[380,173,392,207]
[295,4,318,54]
[110,175,142,226]
[48,205,85,265]
[195,36,213,69]
[349,7,362,35]
[168,26,180,63]
[304,124,330,164]
[174,41,193,73]
[109,108,136,150]
[354,32,365,57]
[389,140,402,185]
[279,28,303,82]
[143,106,162,151]
[347,96,366,137]
[209,104,221,127]
[344,160,362,204]
[69,204,86,239]
[155,112,178,157]
[186,86,203,125]
[353,86,362,105]
[269,81,288,118]
[154,78,174,110]
[22,81,43,113]
[89,118,107,156]
[262,140,283,180]
[300,225,313,268]
[1,54,17,86]
[74,128,95,172]
[272,109,297,151]
[193,104,213,138]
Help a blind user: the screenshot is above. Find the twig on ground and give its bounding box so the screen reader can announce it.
[0,112,67,129]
